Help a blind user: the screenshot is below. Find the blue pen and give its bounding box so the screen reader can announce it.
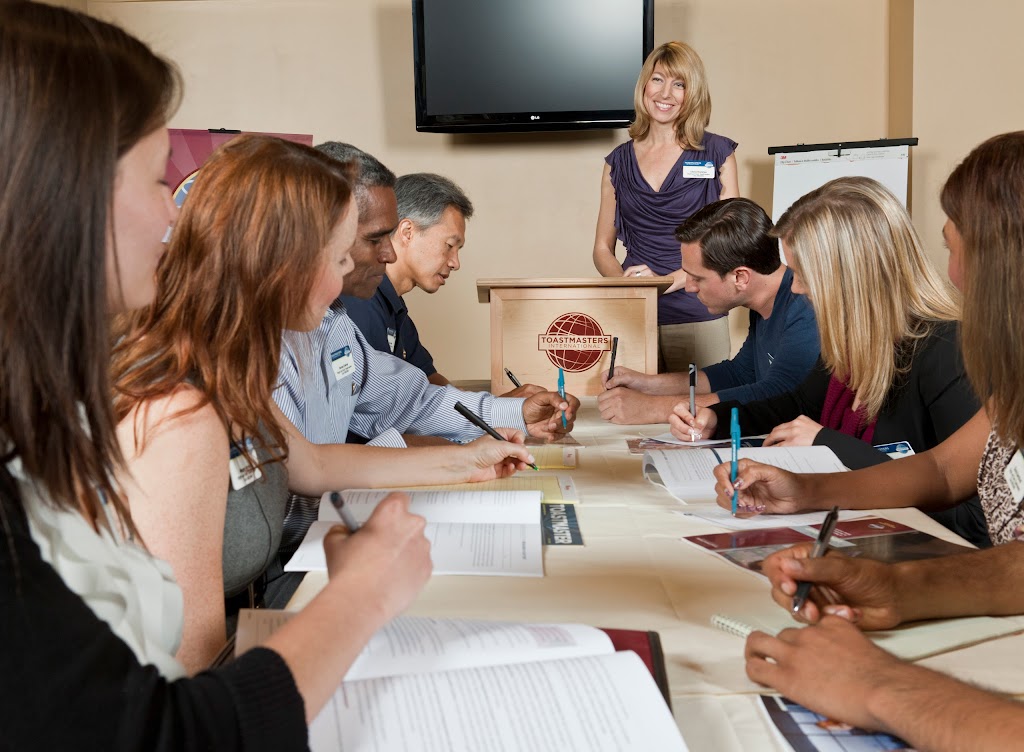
[730,407,740,515]
[557,368,567,428]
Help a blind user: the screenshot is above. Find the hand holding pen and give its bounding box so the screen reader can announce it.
[791,506,841,613]
[667,402,718,442]
[454,401,539,470]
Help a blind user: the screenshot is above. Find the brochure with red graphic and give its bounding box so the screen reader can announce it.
[684,517,971,575]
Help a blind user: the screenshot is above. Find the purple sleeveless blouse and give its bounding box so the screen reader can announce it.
[606,132,738,324]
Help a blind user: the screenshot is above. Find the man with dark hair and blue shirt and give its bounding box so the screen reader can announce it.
[598,197,819,424]
[343,172,473,388]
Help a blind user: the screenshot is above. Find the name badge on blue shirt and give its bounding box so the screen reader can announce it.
[330,346,355,381]
[387,327,397,353]
[682,160,716,179]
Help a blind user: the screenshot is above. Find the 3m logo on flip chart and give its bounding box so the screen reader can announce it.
[537,313,612,372]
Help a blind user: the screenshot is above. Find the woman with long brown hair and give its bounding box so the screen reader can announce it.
[111,133,534,672]
[0,3,433,747]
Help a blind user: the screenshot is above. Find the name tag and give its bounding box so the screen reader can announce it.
[330,346,355,381]
[229,438,263,491]
[387,327,397,353]
[682,160,716,179]
[873,440,915,460]
[1005,449,1024,504]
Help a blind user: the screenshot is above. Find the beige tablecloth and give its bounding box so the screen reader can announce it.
[288,398,1024,750]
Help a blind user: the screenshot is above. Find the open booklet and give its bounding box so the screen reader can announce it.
[643,445,847,502]
[285,489,544,577]
[236,610,687,752]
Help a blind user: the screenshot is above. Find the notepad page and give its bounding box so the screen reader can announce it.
[309,651,687,752]
[391,474,578,502]
[712,607,1024,661]
[287,518,544,577]
[318,489,542,525]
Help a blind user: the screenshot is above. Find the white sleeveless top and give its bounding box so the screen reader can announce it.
[13,457,187,679]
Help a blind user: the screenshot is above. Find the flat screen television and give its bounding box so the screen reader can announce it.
[412,0,654,133]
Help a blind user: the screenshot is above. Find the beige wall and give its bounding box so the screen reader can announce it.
[911,0,1024,273]
[39,0,88,10]
[93,0,892,379]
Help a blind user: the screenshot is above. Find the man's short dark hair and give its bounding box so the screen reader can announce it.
[395,172,474,229]
[315,141,395,213]
[675,198,780,276]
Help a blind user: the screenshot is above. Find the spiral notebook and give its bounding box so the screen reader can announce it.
[711,607,1024,662]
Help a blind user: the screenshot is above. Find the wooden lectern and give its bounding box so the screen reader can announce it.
[477,277,672,397]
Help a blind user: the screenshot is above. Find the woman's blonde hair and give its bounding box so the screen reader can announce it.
[941,132,1024,447]
[773,177,960,421]
[628,41,710,150]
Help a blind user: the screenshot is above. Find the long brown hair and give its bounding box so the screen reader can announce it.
[0,2,179,533]
[942,132,1024,446]
[774,177,960,420]
[628,41,711,150]
[112,134,354,465]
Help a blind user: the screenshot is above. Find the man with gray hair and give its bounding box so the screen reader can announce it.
[343,172,472,387]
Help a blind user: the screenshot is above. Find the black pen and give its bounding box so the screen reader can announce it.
[504,367,522,388]
[327,491,361,532]
[791,505,840,613]
[608,336,619,382]
[454,401,539,471]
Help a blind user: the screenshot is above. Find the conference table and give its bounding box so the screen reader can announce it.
[288,396,1024,750]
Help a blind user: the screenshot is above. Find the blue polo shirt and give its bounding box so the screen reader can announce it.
[701,267,819,403]
[341,275,437,377]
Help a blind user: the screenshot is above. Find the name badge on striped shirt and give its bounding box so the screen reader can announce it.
[330,346,355,381]
[387,327,397,353]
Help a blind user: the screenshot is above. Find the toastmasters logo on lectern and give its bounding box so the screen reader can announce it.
[538,313,612,372]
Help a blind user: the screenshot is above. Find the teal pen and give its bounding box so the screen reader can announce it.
[557,368,567,428]
[730,407,740,515]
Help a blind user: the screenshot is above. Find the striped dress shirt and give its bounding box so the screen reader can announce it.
[273,301,527,546]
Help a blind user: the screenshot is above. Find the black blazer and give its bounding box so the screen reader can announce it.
[710,321,989,547]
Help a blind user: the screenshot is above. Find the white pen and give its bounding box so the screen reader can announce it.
[327,490,361,532]
[689,363,697,441]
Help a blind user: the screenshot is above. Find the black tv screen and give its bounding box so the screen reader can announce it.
[413,0,654,133]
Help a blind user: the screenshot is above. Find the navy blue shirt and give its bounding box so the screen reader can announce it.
[701,267,819,404]
[341,275,437,377]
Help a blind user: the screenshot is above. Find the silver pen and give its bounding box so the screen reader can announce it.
[327,490,361,532]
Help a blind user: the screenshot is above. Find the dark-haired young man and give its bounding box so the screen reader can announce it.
[598,197,819,425]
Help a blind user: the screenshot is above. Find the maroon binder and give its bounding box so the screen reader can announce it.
[602,629,671,710]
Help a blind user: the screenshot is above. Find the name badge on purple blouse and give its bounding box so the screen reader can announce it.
[682,160,715,179]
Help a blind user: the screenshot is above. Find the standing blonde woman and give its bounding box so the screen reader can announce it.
[672,177,986,545]
[593,41,739,372]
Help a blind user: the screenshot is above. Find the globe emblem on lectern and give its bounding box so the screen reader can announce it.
[540,313,610,372]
